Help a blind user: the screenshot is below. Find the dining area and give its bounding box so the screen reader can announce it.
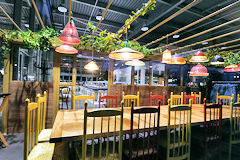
[18,90,237,160]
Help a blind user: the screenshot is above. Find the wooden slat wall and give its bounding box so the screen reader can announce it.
[109,85,186,106]
[7,81,53,133]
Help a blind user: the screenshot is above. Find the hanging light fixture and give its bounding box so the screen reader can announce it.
[224,64,239,72]
[125,60,145,66]
[168,52,186,64]
[189,50,209,63]
[210,55,225,65]
[59,18,80,44]
[96,9,104,21]
[109,47,144,60]
[55,43,78,54]
[84,47,99,71]
[189,64,209,76]
[161,47,172,63]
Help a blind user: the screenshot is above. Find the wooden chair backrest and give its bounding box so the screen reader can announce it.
[191,92,201,104]
[24,99,40,160]
[99,92,118,108]
[203,98,222,141]
[184,92,195,104]
[216,93,233,105]
[230,100,240,143]
[72,91,95,109]
[237,94,240,103]
[122,91,139,107]
[167,99,192,160]
[150,92,165,105]
[36,91,47,132]
[129,100,160,159]
[170,92,183,105]
[82,101,124,160]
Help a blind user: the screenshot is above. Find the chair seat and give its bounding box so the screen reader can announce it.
[38,129,52,142]
[124,147,158,159]
[28,142,55,160]
[76,146,119,160]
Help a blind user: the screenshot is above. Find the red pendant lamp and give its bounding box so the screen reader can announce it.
[161,48,172,63]
[189,64,209,76]
[224,64,239,72]
[59,18,80,44]
[55,43,78,54]
[168,53,186,64]
[189,50,208,63]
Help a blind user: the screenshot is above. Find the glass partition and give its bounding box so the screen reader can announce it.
[113,61,131,85]
[134,62,150,85]
[12,47,53,82]
[152,62,165,86]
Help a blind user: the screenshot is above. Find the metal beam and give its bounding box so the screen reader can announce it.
[73,0,147,19]
[13,0,23,30]
[52,10,123,29]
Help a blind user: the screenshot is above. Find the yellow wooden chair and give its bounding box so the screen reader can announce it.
[72,91,95,109]
[237,94,240,103]
[229,100,240,159]
[191,92,201,104]
[216,93,234,105]
[122,91,139,107]
[170,92,183,105]
[24,99,54,160]
[36,91,52,143]
[166,99,192,160]
[76,101,124,160]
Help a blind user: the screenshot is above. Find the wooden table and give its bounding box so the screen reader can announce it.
[0,93,11,147]
[50,104,231,143]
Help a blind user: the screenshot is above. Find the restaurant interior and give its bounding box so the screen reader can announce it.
[0,0,240,159]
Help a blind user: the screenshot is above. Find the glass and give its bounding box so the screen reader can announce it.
[152,62,165,86]
[60,56,73,83]
[134,62,150,85]
[113,61,131,85]
[12,47,53,82]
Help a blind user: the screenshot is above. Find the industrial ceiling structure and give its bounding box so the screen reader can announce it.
[0,0,240,53]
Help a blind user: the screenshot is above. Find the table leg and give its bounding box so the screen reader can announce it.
[0,132,8,147]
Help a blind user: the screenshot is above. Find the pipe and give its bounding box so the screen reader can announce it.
[69,0,71,21]
[172,29,240,52]
[155,17,240,51]
[31,0,45,30]
[0,6,23,32]
[220,44,240,50]
[91,0,112,37]
[145,0,240,47]
[117,0,156,35]
[133,0,201,42]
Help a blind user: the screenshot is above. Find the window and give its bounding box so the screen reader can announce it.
[12,47,53,82]
[134,62,150,85]
[113,61,131,85]
[152,62,165,86]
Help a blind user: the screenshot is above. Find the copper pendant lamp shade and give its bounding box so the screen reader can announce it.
[168,53,186,64]
[109,47,144,60]
[189,50,209,63]
[125,60,145,66]
[55,43,78,54]
[161,48,172,63]
[224,64,239,72]
[59,19,80,44]
[189,64,209,76]
[84,60,99,71]
[210,55,224,65]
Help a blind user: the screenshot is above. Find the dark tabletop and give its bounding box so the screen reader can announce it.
[0,93,11,97]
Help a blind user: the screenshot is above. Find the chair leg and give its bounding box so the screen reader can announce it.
[0,132,8,147]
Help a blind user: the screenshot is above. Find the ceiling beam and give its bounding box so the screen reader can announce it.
[73,0,148,19]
